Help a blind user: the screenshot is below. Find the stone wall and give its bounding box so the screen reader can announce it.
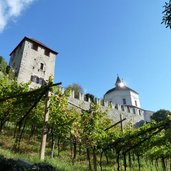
[59,87,151,127]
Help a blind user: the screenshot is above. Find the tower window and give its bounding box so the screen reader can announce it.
[121,105,124,111]
[31,75,37,83]
[44,49,50,56]
[123,98,126,105]
[32,43,38,51]
[135,100,137,106]
[40,63,44,70]
[39,78,45,85]
[31,75,45,85]
[36,77,39,83]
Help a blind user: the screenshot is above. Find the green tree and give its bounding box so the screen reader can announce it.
[6,66,15,80]
[162,1,171,28]
[151,109,171,122]
[49,86,71,158]
[66,83,84,99]
[80,103,111,170]
[85,93,95,103]
[0,56,7,75]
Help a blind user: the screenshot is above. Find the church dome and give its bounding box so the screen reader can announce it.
[105,76,138,95]
[104,76,140,108]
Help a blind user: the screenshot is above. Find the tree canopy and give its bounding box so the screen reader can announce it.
[162,1,171,28]
[66,83,84,98]
[0,56,7,75]
[151,109,171,122]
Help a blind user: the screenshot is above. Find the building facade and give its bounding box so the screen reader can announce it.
[9,37,58,88]
[104,76,141,108]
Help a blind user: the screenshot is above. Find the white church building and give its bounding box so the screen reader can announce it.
[104,76,141,108]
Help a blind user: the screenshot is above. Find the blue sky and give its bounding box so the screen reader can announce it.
[0,0,170,111]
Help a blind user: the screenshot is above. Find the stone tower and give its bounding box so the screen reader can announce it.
[9,37,58,88]
[104,76,141,108]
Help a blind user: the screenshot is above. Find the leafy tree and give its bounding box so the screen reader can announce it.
[85,93,95,103]
[162,1,171,28]
[66,83,84,99]
[0,56,7,75]
[49,86,71,158]
[80,103,112,170]
[151,109,171,122]
[6,66,15,80]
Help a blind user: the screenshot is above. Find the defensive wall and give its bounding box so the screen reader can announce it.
[59,87,153,127]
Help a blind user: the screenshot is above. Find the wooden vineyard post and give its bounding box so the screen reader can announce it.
[120,114,123,133]
[40,90,50,160]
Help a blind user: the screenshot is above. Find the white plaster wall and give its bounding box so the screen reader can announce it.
[143,110,153,122]
[104,90,132,106]
[104,89,141,108]
[130,91,141,108]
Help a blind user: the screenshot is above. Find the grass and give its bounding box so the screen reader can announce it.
[0,131,168,171]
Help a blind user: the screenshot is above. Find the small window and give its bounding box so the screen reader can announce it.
[139,110,141,115]
[44,49,50,56]
[32,43,38,51]
[31,75,37,83]
[127,106,130,112]
[121,105,124,111]
[135,100,137,106]
[39,78,45,85]
[40,63,44,70]
[36,77,39,83]
[133,108,136,114]
[123,98,126,105]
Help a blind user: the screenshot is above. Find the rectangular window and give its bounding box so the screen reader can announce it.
[31,75,37,83]
[36,77,39,83]
[123,98,126,105]
[139,110,141,115]
[32,43,38,51]
[127,106,130,112]
[133,108,136,114]
[31,75,45,85]
[40,63,44,70]
[39,78,45,85]
[135,100,137,106]
[44,49,50,56]
[121,105,124,111]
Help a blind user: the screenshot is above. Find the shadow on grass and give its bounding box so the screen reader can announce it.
[0,155,67,171]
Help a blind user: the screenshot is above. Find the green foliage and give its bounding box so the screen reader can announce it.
[6,66,15,80]
[85,93,95,103]
[80,103,110,147]
[1,74,171,170]
[0,56,7,75]
[151,109,171,122]
[162,1,171,28]
[49,87,71,141]
[66,83,84,98]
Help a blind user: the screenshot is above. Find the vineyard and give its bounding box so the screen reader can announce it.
[0,74,171,171]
